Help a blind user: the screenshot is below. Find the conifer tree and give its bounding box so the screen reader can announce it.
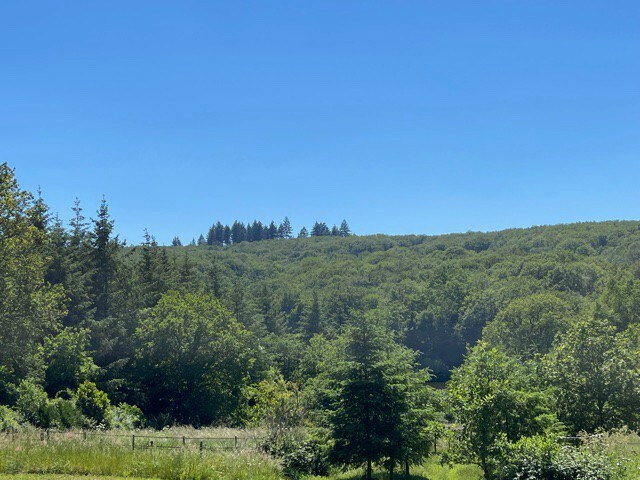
[252,220,263,241]
[172,236,182,246]
[197,234,206,245]
[325,314,436,479]
[90,197,119,322]
[138,230,171,308]
[206,225,215,245]
[179,251,197,290]
[268,221,278,239]
[62,198,95,327]
[339,219,351,237]
[311,221,330,236]
[301,292,322,340]
[214,222,225,245]
[279,216,293,239]
[223,225,231,245]
[331,225,340,236]
[231,221,247,244]
[246,222,254,242]
[298,226,308,238]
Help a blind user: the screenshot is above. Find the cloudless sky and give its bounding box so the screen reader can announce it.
[1,1,639,244]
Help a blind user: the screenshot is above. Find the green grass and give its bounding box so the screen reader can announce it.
[0,433,282,480]
[306,455,482,480]
[0,476,151,479]
[3,429,640,480]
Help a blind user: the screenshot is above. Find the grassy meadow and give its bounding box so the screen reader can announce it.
[1,428,640,480]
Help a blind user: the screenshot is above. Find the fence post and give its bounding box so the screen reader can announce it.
[150,440,154,449]
[83,429,87,441]
[234,435,238,449]
[132,434,135,451]
[182,436,186,446]
[40,431,45,443]
[200,441,203,457]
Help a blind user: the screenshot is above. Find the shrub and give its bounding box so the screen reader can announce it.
[75,381,110,427]
[0,405,23,431]
[49,397,85,428]
[263,429,330,479]
[107,402,145,429]
[14,380,48,426]
[499,435,615,480]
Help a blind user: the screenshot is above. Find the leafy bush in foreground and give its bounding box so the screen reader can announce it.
[499,435,614,480]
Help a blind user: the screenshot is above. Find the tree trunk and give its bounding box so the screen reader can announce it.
[366,459,372,480]
[404,456,410,477]
[389,459,394,479]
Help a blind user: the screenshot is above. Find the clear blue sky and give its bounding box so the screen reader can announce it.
[2,1,639,244]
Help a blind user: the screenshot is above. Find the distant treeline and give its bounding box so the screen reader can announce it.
[173,218,352,246]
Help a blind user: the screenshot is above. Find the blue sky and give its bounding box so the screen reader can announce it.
[1,1,639,244]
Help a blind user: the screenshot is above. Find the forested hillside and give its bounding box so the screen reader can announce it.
[3,161,640,478]
[176,219,640,379]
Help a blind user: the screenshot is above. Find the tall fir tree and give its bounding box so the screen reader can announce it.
[311,221,331,236]
[279,216,293,239]
[301,292,322,340]
[206,225,215,245]
[246,222,254,242]
[172,236,182,246]
[268,221,278,239]
[90,197,119,322]
[298,226,308,238]
[214,221,225,245]
[339,219,352,237]
[252,220,263,241]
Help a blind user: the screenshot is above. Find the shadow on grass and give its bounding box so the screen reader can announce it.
[336,475,430,480]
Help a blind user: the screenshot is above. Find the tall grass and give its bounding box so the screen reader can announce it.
[0,432,281,480]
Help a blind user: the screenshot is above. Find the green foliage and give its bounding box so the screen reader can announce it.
[543,317,640,433]
[245,370,304,432]
[0,163,66,399]
[106,402,145,429]
[499,435,615,480]
[41,328,98,395]
[75,381,111,427]
[0,405,22,431]
[134,290,255,426]
[14,380,85,428]
[483,293,572,358]
[14,380,49,427]
[447,343,562,479]
[319,314,437,478]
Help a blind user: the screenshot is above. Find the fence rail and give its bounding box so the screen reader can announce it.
[2,428,265,456]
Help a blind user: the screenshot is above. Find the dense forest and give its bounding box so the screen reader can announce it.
[2,161,640,478]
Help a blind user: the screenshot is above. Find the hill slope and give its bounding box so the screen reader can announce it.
[161,220,640,378]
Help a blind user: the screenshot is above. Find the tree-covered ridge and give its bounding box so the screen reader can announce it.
[174,218,352,246]
[158,218,640,377]
[2,161,640,479]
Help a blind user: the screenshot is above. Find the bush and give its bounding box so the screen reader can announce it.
[14,380,48,426]
[75,381,110,427]
[14,380,85,428]
[107,402,145,429]
[263,430,330,479]
[49,397,85,428]
[0,405,23,431]
[499,435,615,480]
